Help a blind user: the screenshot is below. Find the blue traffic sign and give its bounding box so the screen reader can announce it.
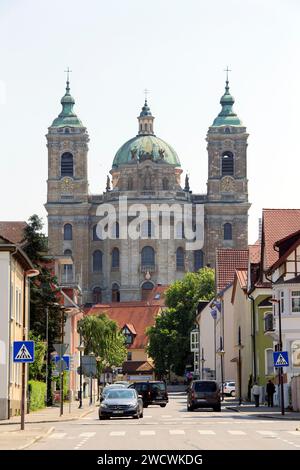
[273,351,289,367]
[54,355,70,371]
[13,341,35,363]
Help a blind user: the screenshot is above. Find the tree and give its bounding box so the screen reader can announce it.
[77,314,127,374]
[147,268,215,377]
[28,333,47,381]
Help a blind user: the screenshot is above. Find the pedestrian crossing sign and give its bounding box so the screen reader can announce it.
[13,341,35,363]
[273,351,289,367]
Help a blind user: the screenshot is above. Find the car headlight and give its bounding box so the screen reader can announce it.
[100,402,108,409]
[128,403,137,409]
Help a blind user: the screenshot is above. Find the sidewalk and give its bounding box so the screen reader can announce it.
[225,399,300,421]
[0,397,97,450]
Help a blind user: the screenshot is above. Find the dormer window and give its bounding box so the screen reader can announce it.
[122,325,135,345]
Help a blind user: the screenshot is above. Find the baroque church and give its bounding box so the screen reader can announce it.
[46,77,250,304]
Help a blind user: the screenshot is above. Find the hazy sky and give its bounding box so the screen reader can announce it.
[0,0,299,243]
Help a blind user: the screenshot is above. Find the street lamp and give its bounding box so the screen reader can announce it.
[201,348,205,380]
[270,298,285,415]
[89,351,95,406]
[217,346,225,401]
[237,326,244,406]
[77,337,85,409]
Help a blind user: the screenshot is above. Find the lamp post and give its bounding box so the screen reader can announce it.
[270,298,285,415]
[201,348,205,380]
[77,336,84,409]
[237,326,244,406]
[89,351,95,406]
[217,346,225,401]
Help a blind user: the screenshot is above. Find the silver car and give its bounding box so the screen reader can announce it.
[99,388,143,420]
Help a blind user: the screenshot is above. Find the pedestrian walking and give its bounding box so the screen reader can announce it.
[252,382,260,407]
[266,379,275,407]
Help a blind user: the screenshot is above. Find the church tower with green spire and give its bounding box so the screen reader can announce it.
[205,75,250,264]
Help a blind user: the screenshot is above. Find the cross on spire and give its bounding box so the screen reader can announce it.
[144,88,150,102]
[224,66,231,89]
[65,67,72,82]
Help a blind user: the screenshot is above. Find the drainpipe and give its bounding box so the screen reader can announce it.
[247,292,257,383]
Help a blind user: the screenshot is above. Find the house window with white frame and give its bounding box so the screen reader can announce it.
[265,348,274,376]
[291,291,300,313]
[280,291,285,314]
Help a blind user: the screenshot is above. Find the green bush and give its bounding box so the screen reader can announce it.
[28,380,46,411]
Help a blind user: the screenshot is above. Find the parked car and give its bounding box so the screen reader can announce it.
[113,381,130,387]
[187,380,221,412]
[99,388,143,420]
[220,381,236,397]
[128,381,168,407]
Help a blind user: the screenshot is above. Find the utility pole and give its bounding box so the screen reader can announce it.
[60,307,64,417]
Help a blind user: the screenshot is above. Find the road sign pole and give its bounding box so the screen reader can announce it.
[60,309,64,417]
[21,362,25,430]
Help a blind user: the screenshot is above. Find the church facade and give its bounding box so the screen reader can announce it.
[45,78,250,304]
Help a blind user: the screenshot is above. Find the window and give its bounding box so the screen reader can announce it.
[176,222,184,239]
[194,250,204,271]
[93,250,103,272]
[141,220,154,238]
[112,283,120,302]
[61,152,74,177]
[63,264,73,282]
[127,352,132,361]
[145,123,148,131]
[112,222,119,239]
[224,223,232,240]
[141,246,155,267]
[221,151,234,176]
[123,326,133,345]
[162,177,169,190]
[112,248,120,269]
[291,340,300,367]
[64,249,72,255]
[265,348,274,376]
[141,281,154,300]
[176,247,185,270]
[128,177,133,190]
[93,224,101,241]
[292,291,300,313]
[92,287,102,304]
[63,224,73,241]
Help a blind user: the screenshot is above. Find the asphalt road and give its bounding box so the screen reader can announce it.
[29,393,300,450]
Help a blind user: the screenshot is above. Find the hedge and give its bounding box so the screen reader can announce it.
[28,380,46,411]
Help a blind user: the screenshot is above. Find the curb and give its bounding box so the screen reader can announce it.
[16,426,55,451]
[226,406,240,412]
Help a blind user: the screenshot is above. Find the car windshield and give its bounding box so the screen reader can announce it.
[150,383,166,391]
[106,390,136,399]
[194,381,217,392]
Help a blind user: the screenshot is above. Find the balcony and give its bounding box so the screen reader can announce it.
[140,264,156,273]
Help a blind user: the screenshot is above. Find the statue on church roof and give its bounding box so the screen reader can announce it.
[106,175,111,192]
[184,173,190,192]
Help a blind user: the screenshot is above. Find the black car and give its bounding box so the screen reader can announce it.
[187,380,221,412]
[128,381,168,407]
[99,388,143,420]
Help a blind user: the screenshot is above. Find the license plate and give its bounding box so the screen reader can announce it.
[197,399,206,402]
[113,410,123,414]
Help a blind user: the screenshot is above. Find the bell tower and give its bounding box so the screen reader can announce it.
[205,72,250,266]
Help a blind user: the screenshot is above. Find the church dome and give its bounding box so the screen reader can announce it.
[112,134,181,167]
[112,99,181,167]
[51,78,83,128]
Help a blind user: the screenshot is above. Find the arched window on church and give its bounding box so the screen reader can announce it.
[92,224,102,241]
[175,222,185,240]
[224,223,232,240]
[176,247,185,270]
[221,151,234,176]
[162,177,169,190]
[112,222,119,239]
[145,123,148,131]
[112,283,120,302]
[141,281,154,300]
[141,246,155,268]
[92,287,102,304]
[112,247,120,269]
[64,224,72,241]
[194,250,204,271]
[141,220,155,238]
[61,152,74,177]
[128,177,133,190]
[93,250,103,272]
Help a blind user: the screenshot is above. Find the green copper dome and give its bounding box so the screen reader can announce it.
[113,135,181,167]
[51,80,83,128]
[212,80,242,127]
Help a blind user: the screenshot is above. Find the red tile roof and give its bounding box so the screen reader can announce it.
[236,269,248,290]
[249,243,261,263]
[216,249,249,292]
[85,303,161,349]
[262,209,300,270]
[122,361,154,373]
[0,221,27,244]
